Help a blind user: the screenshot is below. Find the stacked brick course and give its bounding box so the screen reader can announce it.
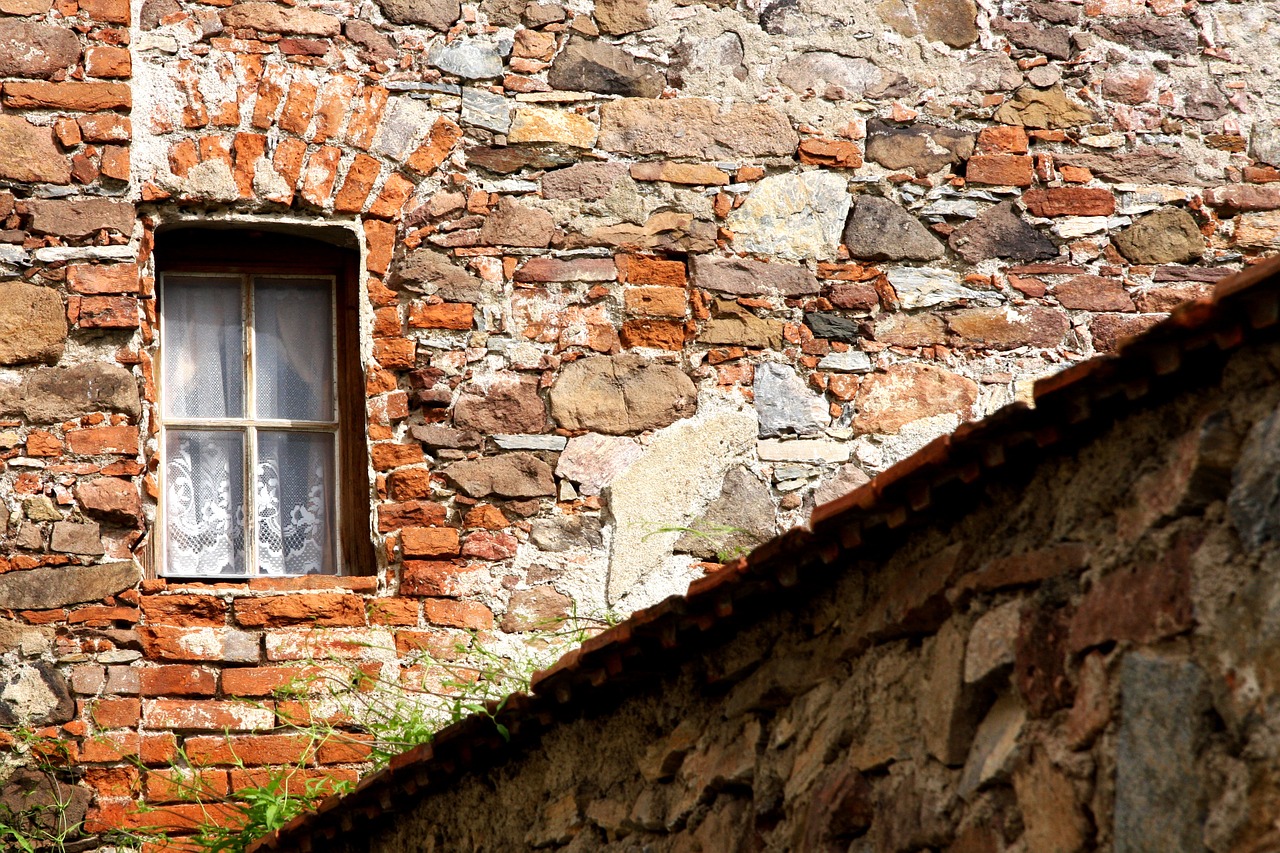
[0,0,1279,842]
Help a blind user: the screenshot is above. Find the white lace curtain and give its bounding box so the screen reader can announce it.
[162,276,336,577]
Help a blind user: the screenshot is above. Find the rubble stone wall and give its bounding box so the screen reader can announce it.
[291,331,1280,852]
[0,0,1279,840]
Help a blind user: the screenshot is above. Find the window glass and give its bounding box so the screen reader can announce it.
[164,428,247,575]
[256,430,335,576]
[254,278,334,422]
[162,277,244,419]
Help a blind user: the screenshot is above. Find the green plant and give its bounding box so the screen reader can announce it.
[0,731,88,853]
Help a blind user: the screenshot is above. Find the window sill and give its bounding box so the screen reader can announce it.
[143,575,379,594]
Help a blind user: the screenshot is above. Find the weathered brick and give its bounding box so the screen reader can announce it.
[68,264,139,295]
[406,116,463,175]
[139,665,218,697]
[80,732,177,765]
[144,768,231,804]
[66,425,139,456]
[515,257,618,283]
[138,594,228,626]
[220,665,321,697]
[966,154,1034,187]
[139,626,260,663]
[3,81,131,111]
[370,443,424,471]
[616,255,686,286]
[142,699,276,731]
[77,296,139,329]
[422,598,494,630]
[263,628,395,661]
[401,526,461,558]
[298,145,342,207]
[184,734,314,766]
[377,500,448,532]
[400,561,485,597]
[233,593,367,628]
[624,286,687,317]
[84,45,131,78]
[620,318,687,350]
[407,302,474,330]
[79,0,129,23]
[90,697,141,728]
[1022,188,1116,217]
[332,153,381,213]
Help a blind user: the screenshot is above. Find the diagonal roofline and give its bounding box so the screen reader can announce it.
[250,252,1280,852]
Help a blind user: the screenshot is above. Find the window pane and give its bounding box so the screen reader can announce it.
[254,278,334,421]
[162,276,244,419]
[256,430,334,576]
[165,429,246,576]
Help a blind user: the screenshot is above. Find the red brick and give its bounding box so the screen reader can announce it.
[461,530,518,560]
[3,82,131,111]
[377,500,447,532]
[393,629,459,657]
[89,697,141,728]
[233,593,367,628]
[370,443,424,471]
[620,318,686,350]
[80,732,177,765]
[272,136,307,193]
[515,257,617,283]
[1022,187,1116,217]
[386,468,432,501]
[139,594,228,626]
[144,768,231,804]
[364,218,395,275]
[86,800,239,834]
[184,734,314,766]
[422,598,494,630]
[401,526,461,558]
[66,425,138,456]
[68,263,139,294]
[263,628,395,661]
[83,766,140,799]
[367,172,414,220]
[315,734,373,764]
[463,504,507,530]
[139,665,218,697]
[400,561,484,598]
[278,77,318,136]
[344,85,388,151]
[977,125,1029,154]
[232,132,268,199]
[406,116,462,175]
[138,626,260,663]
[80,0,130,23]
[298,144,342,207]
[311,75,359,143]
[332,153,381,213]
[84,45,132,78]
[77,296,139,328]
[142,699,276,731]
[966,155,1034,187]
[25,431,62,456]
[617,255,686,286]
[368,598,419,626]
[407,302,474,330]
[252,64,289,129]
[797,138,862,168]
[229,766,358,796]
[221,665,322,697]
[624,286,686,317]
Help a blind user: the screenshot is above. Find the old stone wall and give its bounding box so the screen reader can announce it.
[0,0,1279,841]
[278,328,1280,853]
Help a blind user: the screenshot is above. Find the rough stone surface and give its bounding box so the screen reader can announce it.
[594,0,651,34]
[698,300,784,349]
[0,663,74,727]
[0,363,139,423]
[541,162,628,201]
[844,196,944,261]
[804,312,861,343]
[993,86,1096,129]
[886,267,999,310]
[478,197,555,247]
[689,255,820,297]
[444,453,556,499]
[0,20,82,79]
[753,363,829,438]
[881,0,978,47]
[501,586,573,632]
[605,402,756,603]
[0,561,140,610]
[673,467,775,560]
[598,99,798,159]
[220,2,340,34]
[555,433,643,496]
[0,283,66,366]
[377,0,458,28]
[1228,405,1280,551]
[529,515,603,553]
[726,172,851,262]
[548,354,697,435]
[949,202,1058,263]
[427,38,504,78]
[548,37,663,98]
[1113,207,1204,265]
[777,53,883,101]
[854,364,978,434]
[453,373,548,434]
[811,462,871,507]
[864,119,974,174]
[26,199,135,237]
[0,115,71,185]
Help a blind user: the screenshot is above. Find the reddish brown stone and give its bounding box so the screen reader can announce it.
[1015,606,1074,717]
[400,561,484,597]
[1022,187,1116,217]
[620,318,687,350]
[78,296,139,329]
[422,598,493,630]
[75,477,141,524]
[947,306,1069,350]
[1052,275,1135,312]
[0,115,70,185]
[377,501,448,533]
[797,138,863,168]
[461,530,518,560]
[966,154,1034,187]
[853,364,978,434]
[1089,313,1163,353]
[68,264,139,295]
[66,425,138,456]
[138,595,229,627]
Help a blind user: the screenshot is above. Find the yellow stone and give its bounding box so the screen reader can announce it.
[507,107,597,148]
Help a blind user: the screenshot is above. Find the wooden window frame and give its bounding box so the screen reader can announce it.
[154,228,374,578]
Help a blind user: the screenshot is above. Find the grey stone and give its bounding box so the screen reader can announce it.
[25,198,135,237]
[817,350,873,373]
[804,312,861,343]
[1025,64,1060,88]
[461,87,511,133]
[0,363,139,423]
[541,162,629,201]
[501,586,572,632]
[377,0,459,29]
[493,434,568,451]
[1113,206,1203,265]
[555,433,643,496]
[547,37,663,98]
[428,38,504,78]
[51,521,104,556]
[529,515,604,552]
[727,172,851,261]
[0,20,81,79]
[548,354,697,435]
[674,467,775,560]
[864,120,975,175]
[757,438,850,463]
[479,196,555,248]
[811,462,870,507]
[597,98,797,160]
[887,266,1001,310]
[391,247,486,302]
[1115,654,1208,852]
[754,362,829,438]
[372,97,436,161]
[1229,405,1280,550]
[0,282,66,366]
[948,201,1057,263]
[777,52,881,101]
[689,255,820,297]
[964,53,1022,93]
[605,404,757,604]
[0,663,74,728]
[964,601,1021,684]
[444,453,556,499]
[0,561,140,610]
[843,196,944,262]
[993,17,1071,60]
[1250,120,1280,169]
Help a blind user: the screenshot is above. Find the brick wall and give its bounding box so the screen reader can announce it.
[0,0,1278,844]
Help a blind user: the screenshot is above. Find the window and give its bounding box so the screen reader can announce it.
[154,229,372,578]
